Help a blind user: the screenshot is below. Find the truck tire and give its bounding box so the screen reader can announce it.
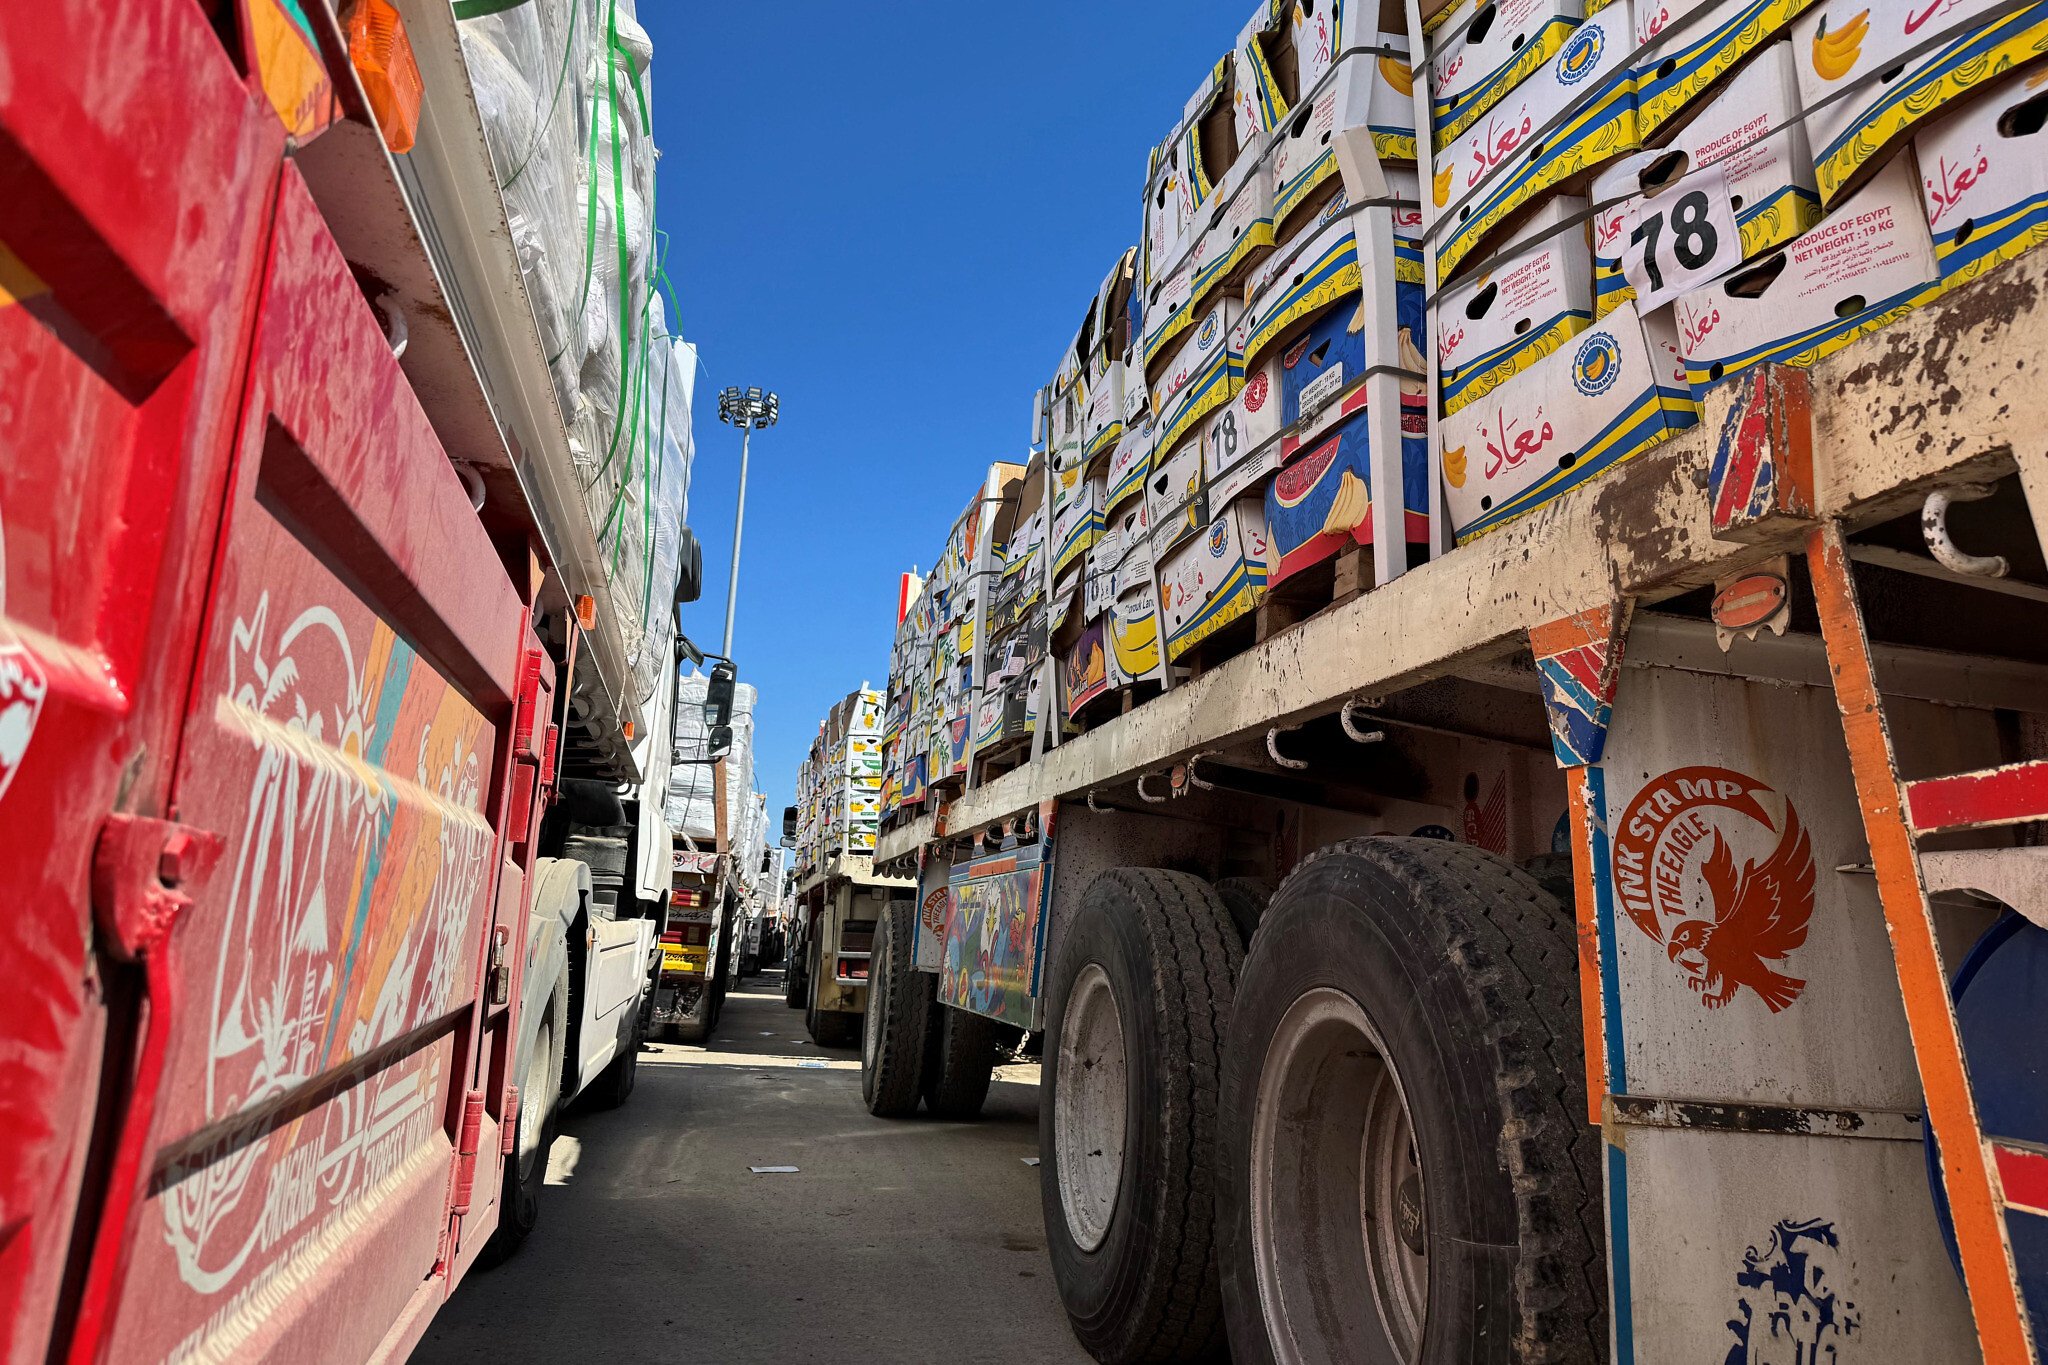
[784,949,807,1008]
[1213,876,1275,946]
[587,984,647,1110]
[1040,869,1240,1365]
[483,983,566,1265]
[1216,838,1604,1365]
[921,1003,1003,1120]
[812,1002,861,1050]
[673,984,714,1046]
[862,899,934,1117]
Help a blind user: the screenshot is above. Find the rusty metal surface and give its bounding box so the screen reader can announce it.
[1617,1127,1978,1364]
[1602,652,1999,1112]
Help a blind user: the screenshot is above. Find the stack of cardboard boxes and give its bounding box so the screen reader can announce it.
[876,0,2048,828]
[1425,0,2048,543]
[794,688,887,877]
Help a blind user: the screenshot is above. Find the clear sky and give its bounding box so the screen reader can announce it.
[647,1,1252,821]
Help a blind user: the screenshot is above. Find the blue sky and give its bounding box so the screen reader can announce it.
[647,1,1252,820]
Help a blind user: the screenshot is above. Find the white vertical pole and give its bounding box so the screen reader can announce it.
[722,422,752,658]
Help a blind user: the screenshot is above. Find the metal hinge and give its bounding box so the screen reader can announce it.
[90,815,223,960]
[450,1089,486,1214]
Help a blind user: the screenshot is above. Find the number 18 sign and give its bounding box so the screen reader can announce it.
[1619,164,1740,313]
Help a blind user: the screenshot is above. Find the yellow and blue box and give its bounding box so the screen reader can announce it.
[1264,400,1431,583]
[1434,6,1640,285]
[1245,190,1416,373]
[1795,0,2048,207]
[1151,295,1247,458]
[1105,417,1156,515]
[1160,497,1271,659]
[1051,462,1106,582]
[1672,155,1941,394]
[1438,300,1697,542]
[1915,60,2048,288]
[1432,0,1587,145]
[1148,428,1209,560]
[1202,353,1287,510]
[1269,45,1421,236]
[1438,200,1593,413]
[1277,277,1427,425]
[1109,535,1167,684]
[1592,39,1818,316]
[1630,0,1819,140]
[1188,152,1278,315]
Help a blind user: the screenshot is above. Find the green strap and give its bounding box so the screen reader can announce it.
[452,0,530,19]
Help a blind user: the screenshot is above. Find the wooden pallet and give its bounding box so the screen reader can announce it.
[1255,543,1373,644]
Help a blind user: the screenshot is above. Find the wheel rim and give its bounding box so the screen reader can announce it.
[518,1018,552,1177]
[1053,963,1127,1253]
[1250,988,1427,1364]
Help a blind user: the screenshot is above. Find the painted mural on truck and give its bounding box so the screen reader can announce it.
[143,585,497,1350]
[942,843,1048,1030]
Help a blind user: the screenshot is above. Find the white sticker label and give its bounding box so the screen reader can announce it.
[1298,363,1348,418]
[1620,166,1741,313]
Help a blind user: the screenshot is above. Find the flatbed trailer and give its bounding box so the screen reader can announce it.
[868,243,2048,1359]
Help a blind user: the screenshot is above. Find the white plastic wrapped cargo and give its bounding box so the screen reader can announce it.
[664,670,758,843]
[460,0,682,707]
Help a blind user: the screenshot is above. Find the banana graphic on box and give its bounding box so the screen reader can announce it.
[1810,8,1870,81]
[1380,54,1414,97]
[1320,470,1372,536]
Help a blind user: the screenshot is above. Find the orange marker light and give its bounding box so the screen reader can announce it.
[576,595,597,629]
[348,0,424,155]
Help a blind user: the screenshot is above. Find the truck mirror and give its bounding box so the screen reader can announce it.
[782,805,798,840]
[706,660,737,728]
[707,725,733,760]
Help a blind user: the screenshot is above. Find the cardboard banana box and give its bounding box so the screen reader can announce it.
[1672,155,1940,392]
[1432,0,1588,144]
[1434,5,1642,283]
[1914,59,2048,286]
[1264,396,1432,583]
[1270,44,1420,234]
[1160,498,1272,660]
[1592,39,1820,316]
[1438,300,1696,542]
[1794,0,2048,205]
[1437,199,1595,414]
[1631,0,1820,138]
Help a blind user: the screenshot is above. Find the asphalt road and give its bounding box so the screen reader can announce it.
[414,967,1091,1364]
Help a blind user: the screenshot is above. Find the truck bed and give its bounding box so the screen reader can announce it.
[878,253,2048,860]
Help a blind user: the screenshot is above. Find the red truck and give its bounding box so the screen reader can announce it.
[0,2,695,1360]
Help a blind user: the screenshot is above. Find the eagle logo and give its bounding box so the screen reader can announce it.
[1612,767,1818,1012]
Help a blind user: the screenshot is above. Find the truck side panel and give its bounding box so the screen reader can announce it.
[0,3,283,1357]
[104,166,528,1362]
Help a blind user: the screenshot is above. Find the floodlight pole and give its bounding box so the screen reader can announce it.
[723,422,750,657]
[716,385,779,659]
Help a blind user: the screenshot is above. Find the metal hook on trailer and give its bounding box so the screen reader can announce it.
[1184,753,1220,793]
[1136,772,1169,803]
[1339,700,1387,745]
[376,292,409,359]
[1266,727,1309,770]
[1922,483,2009,579]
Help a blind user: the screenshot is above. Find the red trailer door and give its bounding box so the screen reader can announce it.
[0,6,283,1361]
[84,161,532,1364]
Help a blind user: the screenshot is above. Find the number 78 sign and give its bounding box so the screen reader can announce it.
[1618,164,1740,313]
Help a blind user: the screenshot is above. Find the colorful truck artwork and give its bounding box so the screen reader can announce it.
[942,843,1050,1030]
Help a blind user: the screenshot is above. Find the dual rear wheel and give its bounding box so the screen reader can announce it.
[859,898,1005,1118]
[1040,844,1606,1364]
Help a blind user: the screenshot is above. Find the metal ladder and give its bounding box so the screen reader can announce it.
[1805,449,2048,1365]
